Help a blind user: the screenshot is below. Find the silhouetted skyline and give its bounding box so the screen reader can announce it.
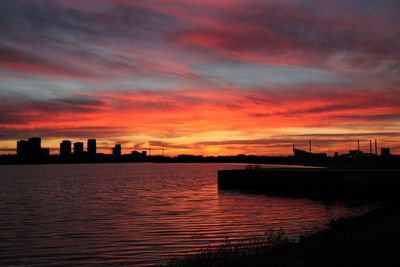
[1,134,398,158]
[6,136,397,157]
[1,136,397,166]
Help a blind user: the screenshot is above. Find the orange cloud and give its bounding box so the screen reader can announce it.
[1,87,399,155]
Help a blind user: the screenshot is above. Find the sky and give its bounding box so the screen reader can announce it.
[0,0,399,156]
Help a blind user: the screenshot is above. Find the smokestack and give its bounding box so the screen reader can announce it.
[375,139,378,155]
[357,140,360,151]
[309,140,312,154]
[370,140,372,154]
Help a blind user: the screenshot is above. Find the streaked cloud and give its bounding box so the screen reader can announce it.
[0,0,399,155]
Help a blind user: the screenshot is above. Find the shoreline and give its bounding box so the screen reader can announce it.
[166,206,400,266]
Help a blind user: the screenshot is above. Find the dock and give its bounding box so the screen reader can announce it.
[218,168,400,200]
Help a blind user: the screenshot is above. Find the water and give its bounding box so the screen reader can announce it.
[0,163,371,266]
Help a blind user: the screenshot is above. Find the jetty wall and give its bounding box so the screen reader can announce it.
[218,168,400,200]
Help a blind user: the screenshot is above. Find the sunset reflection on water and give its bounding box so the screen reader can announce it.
[0,163,371,266]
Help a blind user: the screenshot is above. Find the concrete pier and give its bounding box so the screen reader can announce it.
[218,168,400,200]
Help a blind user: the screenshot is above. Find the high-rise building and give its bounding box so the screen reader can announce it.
[60,140,72,156]
[17,140,28,157]
[28,137,41,157]
[16,137,43,159]
[87,139,96,155]
[112,144,121,157]
[74,142,84,155]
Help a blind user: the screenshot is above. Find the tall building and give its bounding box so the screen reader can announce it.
[60,140,72,156]
[87,139,96,155]
[17,140,28,157]
[16,137,43,159]
[112,144,121,157]
[28,137,41,157]
[74,142,84,155]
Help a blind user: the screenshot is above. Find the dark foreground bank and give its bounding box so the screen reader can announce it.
[165,206,400,267]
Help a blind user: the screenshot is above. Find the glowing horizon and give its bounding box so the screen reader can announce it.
[1,0,399,156]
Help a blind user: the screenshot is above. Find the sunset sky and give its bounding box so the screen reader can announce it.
[0,0,399,156]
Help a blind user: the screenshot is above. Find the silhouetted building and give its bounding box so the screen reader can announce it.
[16,137,44,159]
[381,148,391,157]
[131,150,140,157]
[293,148,311,158]
[17,140,28,157]
[28,137,42,157]
[293,147,327,159]
[87,139,96,155]
[74,142,84,155]
[41,148,50,156]
[131,150,147,158]
[60,140,72,157]
[113,144,121,157]
[349,150,363,157]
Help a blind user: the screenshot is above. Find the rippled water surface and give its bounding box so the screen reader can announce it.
[0,163,371,266]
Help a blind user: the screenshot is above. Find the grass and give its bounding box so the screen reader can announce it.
[164,228,290,267]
